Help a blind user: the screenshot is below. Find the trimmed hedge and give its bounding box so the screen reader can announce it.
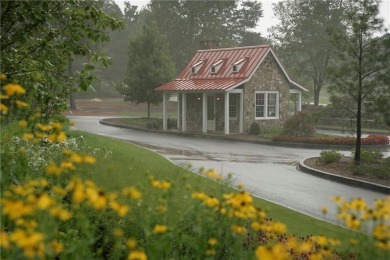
[272,135,389,146]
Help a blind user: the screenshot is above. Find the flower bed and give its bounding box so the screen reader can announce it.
[272,135,389,146]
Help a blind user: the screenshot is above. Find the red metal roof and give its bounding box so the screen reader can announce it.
[156,45,307,92]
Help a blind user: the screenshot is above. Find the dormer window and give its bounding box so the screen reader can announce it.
[191,60,205,74]
[232,58,247,73]
[211,59,224,74]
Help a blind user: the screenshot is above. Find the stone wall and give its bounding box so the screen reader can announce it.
[243,53,290,131]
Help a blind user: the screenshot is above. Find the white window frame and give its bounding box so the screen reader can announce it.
[255,91,279,119]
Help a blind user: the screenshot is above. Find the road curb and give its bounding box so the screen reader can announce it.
[99,118,389,151]
[298,159,390,195]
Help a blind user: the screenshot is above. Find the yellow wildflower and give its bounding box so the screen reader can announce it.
[128,250,147,260]
[153,224,168,234]
[86,188,107,210]
[0,94,9,99]
[60,161,75,171]
[0,73,6,80]
[70,153,83,163]
[122,187,142,199]
[0,103,8,114]
[231,224,246,235]
[251,221,262,231]
[37,123,52,131]
[50,240,64,254]
[50,206,72,221]
[46,161,62,175]
[51,122,62,130]
[126,238,137,249]
[206,249,216,256]
[208,238,218,246]
[10,229,45,258]
[15,99,29,108]
[3,82,25,96]
[83,155,96,164]
[0,231,10,249]
[37,193,52,210]
[1,199,34,219]
[113,228,124,237]
[204,196,220,208]
[110,201,129,217]
[22,132,34,140]
[18,120,28,127]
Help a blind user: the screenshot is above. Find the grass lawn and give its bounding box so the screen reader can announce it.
[72,130,385,258]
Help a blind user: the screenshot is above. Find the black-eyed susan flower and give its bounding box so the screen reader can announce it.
[122,187,142,199]
[15,99,28,108]
[153,224,168,234]
[126,238,137,249]
[128,250,147,260]
[3,83,26,96]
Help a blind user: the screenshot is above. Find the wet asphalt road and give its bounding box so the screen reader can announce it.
[69,116,389,225]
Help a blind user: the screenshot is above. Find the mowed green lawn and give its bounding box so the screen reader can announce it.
[72,130,386,258]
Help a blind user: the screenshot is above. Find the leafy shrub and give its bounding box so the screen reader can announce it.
[146,119,162,130]
[248,122,260,135]
[282,111,316,137]
[272,135,389,146]
[352,149,384,163]
[318,150,342,165]
[167,117,177,129]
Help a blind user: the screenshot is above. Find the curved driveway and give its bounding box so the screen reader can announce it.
[69,116,389,225]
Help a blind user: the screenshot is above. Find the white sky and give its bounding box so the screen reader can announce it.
[115,0,390,37]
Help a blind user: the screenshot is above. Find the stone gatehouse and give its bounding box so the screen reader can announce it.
[156,44,307,134]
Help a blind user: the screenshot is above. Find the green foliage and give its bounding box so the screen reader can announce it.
[327,0,390,164]
[351,149,383,163]
[117,21,175,118]
[282,111,316,137]
[270,0,344,107]
[0,0,123,121]
[248,122,260,135]
[147,0,264,71]
[318,150,342,165]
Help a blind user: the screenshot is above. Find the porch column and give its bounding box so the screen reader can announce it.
[298,92,302,111]
[202,93,207,133]
[162,92,167,131]
[181,93,187,132]
[224,91,229,135]
[177,93,181,129]
[239,92,244,133]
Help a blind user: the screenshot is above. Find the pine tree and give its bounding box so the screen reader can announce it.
[327,0,390,165]
[117,21,175,118]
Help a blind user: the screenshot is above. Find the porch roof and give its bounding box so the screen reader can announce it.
[155,78,245,92]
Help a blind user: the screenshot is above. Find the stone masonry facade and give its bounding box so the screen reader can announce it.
[182,53,291,133]
[243,53,290,132]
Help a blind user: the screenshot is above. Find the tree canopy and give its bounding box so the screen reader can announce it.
[117,21,175,118]
[270,0,344,107]
[146,0,264,71]
[0,0,123,120]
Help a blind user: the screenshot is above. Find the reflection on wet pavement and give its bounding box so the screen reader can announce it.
[131,141,296,165]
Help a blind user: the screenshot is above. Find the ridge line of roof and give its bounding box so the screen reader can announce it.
[197,45,271,53]
[175,77,247,81]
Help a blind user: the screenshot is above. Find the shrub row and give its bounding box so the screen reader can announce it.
[272,135,389,146]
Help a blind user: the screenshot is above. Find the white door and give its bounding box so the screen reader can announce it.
[207,94,216,131]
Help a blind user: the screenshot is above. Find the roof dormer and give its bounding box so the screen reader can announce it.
[211,59,224,74]
[232,58,247,73]
[191,60,205,74]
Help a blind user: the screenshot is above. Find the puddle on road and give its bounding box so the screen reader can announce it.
[130,141,297,165]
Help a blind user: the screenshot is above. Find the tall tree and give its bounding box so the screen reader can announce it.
[270,0,344,107]
[117,21,175,118]
[147,0,263,71]
[327,0,390,165]
[0,0,122,120]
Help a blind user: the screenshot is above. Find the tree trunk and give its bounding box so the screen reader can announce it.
[68,60,77,110]
[147,102,150,119]
[314,87,321,108]
[354,98,362,166]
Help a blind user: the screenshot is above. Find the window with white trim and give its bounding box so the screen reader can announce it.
[255,91,279,119]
